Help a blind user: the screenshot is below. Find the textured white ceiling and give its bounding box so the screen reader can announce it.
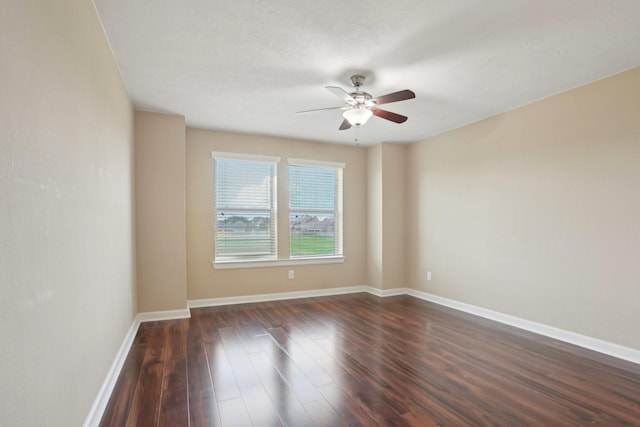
[94,0,640,146]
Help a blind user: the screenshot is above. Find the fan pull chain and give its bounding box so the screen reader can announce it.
[354,125,360,146]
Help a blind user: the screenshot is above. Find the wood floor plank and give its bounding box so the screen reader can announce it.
[158,359,188,427]
[248,351,317,427]
[100,294,640,426]
[124,322,167,427]
[267,325,334,386]
[334,371,411,427]
[186,313,221,426]
[188,393,220,427]
[218,397,252,427]
[316,382,380,427]
[303,398,350,427]
[98,335,147,427]
[208,336,243,402]
[241,383,285,426]
[194,312,244,403]
[255,332,325,404]
[158,320,189,427]
[218,326,261,388]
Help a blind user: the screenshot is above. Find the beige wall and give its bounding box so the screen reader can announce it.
[135,112,188,312]
[367,143,407,290]
[407,67,640,349]
[0,1,135,426]
[186,128,367,299]
[381,143,407,289]
[367,144,383,289]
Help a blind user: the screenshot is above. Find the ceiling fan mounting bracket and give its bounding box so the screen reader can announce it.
[350,74,366,89]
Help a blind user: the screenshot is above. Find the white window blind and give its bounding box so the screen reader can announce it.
[289,159,344,258]
[214,153,278,260]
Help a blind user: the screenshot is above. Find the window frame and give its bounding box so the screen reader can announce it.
[288,158,344,260]
[212,151,280,264]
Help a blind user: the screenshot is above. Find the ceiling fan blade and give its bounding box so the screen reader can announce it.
[339,119,352,130]
[325,86,355,103]
[372,89,415,105]
[296,106,344,114]
[372,108,408,123]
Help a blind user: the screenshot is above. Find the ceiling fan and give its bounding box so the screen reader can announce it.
[297,74,416,130]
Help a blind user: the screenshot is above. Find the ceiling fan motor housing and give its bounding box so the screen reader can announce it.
[349,92,373,106]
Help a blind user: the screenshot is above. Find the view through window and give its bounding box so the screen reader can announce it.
[213,153,343,263]
[214,153,278,260]
[289,160,343,257]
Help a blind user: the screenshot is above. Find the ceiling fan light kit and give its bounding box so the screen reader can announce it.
[342,106,373,126]
[298,74,415,131]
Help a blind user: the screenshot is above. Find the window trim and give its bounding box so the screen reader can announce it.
[212,151,281,163]
[213,256,344,270]
[287,158,346,169]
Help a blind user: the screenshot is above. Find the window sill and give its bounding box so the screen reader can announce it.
[213,256,345,270]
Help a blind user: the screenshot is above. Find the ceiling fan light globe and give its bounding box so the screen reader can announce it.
[343,108,373,126]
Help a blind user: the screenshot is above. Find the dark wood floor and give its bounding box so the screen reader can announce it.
[100,293,640,426]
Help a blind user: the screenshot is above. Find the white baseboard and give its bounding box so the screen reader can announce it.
[188,285,368,308]
[136,308,191,323]
[406,289,640,365]
[83,316,141,427]
[365,286,408,297]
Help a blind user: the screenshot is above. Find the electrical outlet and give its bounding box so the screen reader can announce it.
[427,271,432,281]
[288,270,294,280]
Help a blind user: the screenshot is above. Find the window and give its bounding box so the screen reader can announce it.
[289,159,344,258]
[213,153,345,268]
[213,152,279,261]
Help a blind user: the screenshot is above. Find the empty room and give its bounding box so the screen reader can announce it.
[1,1,639,426]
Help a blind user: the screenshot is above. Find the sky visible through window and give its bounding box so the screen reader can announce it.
[216,159,272,210]
[290,165,335,219]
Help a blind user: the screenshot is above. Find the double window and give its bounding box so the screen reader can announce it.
[213,152,344,265]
